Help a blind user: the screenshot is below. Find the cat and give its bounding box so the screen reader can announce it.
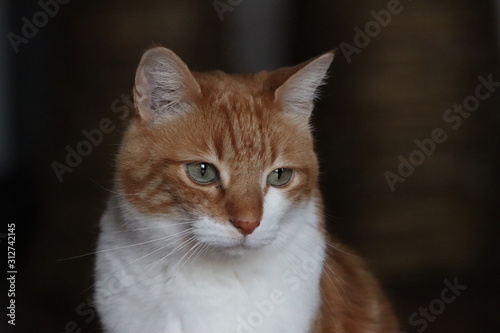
[94,46,399,333]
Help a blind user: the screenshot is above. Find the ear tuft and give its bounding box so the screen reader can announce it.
[275,52,334,119]
[133,47,201,125]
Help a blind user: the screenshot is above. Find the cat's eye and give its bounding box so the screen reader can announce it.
[186,162,219,184]
[267,168,293,187]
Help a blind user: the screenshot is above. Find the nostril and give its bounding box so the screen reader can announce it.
[231,220,260,235]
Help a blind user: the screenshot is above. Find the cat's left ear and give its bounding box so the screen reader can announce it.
[133,47,201,125]
[275,51,334,119]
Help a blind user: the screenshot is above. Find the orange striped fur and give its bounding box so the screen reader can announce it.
[111,47,398,332]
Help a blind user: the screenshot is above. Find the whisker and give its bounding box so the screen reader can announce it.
[191,243,209,264]
[124,228,193,267]
[140,235,196,279]
[78,229,193,295]
[111,221,193,234]
[88,178,140,197]
[88,178,118,195]
[58,233,181,261]
[325,241,364,259]
[322,260,352,311]
[170,240,202,276]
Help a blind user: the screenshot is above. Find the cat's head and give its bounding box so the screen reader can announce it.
[116,47,333,257]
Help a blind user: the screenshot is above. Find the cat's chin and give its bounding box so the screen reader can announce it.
[213,241,273,257]
[220,245,248,257]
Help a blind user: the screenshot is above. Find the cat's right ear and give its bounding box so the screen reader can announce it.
[133,47,201,125]
[274,52,334,120]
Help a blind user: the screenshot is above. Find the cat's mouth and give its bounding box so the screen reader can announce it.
[202,233,276,258]
[216,241,267,257]
[191,217,278,256]
[219,244,248,257]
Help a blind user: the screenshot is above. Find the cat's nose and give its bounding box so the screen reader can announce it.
[231,220,260,235]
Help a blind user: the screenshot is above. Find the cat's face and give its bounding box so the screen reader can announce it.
[116,48,333,257]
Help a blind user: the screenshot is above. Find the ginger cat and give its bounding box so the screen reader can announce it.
[94,47,398,333]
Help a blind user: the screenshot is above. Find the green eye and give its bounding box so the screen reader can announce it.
[267,168,293,187]
[186,162,218,184]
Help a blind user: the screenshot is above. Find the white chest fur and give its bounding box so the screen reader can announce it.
[95,196,325,333]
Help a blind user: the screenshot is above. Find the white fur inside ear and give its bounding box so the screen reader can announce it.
[275,53,334,118]
[134,47,200,124]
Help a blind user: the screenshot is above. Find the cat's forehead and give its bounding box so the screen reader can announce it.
[198,90,278,167]
[193,73,274,133]
[153,76,288,168]
[195,69,272,96]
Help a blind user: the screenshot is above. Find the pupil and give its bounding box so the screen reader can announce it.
[200,163,206,177]
[277,168,283,179]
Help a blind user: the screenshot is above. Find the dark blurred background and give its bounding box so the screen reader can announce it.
[1,0,499,332]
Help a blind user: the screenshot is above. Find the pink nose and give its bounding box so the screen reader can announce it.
[231,220,260,235]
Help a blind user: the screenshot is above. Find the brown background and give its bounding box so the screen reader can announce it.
[2,0,499,332]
